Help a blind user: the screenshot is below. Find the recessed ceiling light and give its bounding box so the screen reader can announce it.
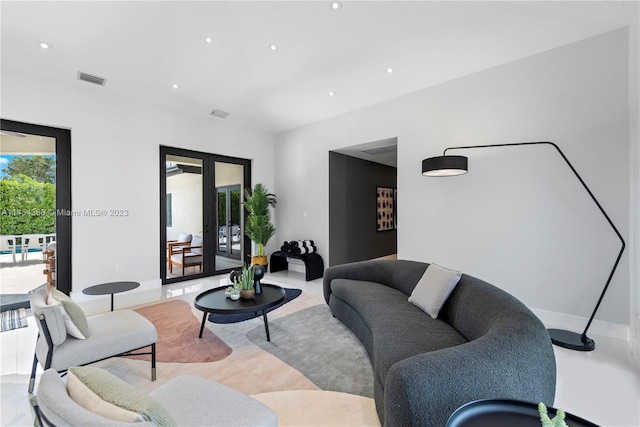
[38,41,52,49]
[331,1,342,10]
[386,68,394,74]
[328,91,336,96]
[269,44,278,51]
[205,37,214,44]
[173,84,179,89]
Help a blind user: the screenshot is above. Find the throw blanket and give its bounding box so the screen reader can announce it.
[280,240,317,256]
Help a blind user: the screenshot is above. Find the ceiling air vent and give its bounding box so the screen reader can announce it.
[210,109,230,119]
[361,145,397,156]
[77,71,107,86]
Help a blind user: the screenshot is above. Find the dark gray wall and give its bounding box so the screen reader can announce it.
[329,151,397,266]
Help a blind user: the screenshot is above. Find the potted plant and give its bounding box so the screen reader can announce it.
[538,403,568,427]
[238,264,255,300]
[229,288,241,301]
[243,183,276,266]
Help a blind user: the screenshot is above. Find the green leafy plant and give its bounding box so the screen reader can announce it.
[238,264,254,290]
[243,183,276,257]
[0,175,56,235]
[538,402,569,427]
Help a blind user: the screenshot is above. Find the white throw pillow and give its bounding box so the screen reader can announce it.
[46,289,90,339]
[408,263,462,319]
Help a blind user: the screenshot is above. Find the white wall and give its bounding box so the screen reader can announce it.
[1,66,274,293]
[629,11,640,366]
[166,173,203,241]
[275,28,634,328]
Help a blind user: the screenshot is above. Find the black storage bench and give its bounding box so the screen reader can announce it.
[269,251,324,281]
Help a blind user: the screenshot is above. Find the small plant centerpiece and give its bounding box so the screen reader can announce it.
[538,402,569,427]
[243,183,276,267]
[238,264,255,300]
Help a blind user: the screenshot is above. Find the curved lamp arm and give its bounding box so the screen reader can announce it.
[428,141,626,351]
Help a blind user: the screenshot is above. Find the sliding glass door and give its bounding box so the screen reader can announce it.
[160,146,250,284]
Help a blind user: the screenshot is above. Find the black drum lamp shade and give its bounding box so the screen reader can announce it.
[422,155,468,176]
[421,141,626,352]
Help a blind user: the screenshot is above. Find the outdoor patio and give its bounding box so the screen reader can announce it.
[0,251,47,295]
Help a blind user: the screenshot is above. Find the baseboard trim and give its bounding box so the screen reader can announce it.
[530,307,630,342]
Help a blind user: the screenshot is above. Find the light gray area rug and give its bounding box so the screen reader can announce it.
[247,304,374,397]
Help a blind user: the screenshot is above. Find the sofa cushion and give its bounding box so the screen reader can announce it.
[408,263,461,319]
[330,279,467,384]
[67,367,175,426]
[47,289,90,339]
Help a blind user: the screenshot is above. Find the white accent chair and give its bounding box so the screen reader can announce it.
[28,286,157,393]
[32,368,278,426]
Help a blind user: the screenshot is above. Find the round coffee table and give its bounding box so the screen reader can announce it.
[82,281,140,311]
[446,399,599,427]
[194,283,286,341]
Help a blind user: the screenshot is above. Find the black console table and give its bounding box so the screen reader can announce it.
[270,251,324,281]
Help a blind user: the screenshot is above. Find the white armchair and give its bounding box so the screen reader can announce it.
[28,285,157,393]
[33,368,278,426]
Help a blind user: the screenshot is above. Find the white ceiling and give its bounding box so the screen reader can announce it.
[1,1,637,134]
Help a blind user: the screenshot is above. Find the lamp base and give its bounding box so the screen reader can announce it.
[547,328,595,351]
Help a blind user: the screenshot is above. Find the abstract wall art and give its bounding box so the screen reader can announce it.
[376,187,394,231]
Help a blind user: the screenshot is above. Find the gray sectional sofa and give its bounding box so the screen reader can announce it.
[323,259,556,427]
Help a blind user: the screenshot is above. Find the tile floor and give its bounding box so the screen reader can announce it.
[1,270,639,426]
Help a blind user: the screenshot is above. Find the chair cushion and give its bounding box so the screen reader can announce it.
[67,367,175,426]
[47,289,90,339]
[170,253,203,265]
[151,375,278,427]
[190,235,203,255]
[37,310,157,372]
[177,232,192,243]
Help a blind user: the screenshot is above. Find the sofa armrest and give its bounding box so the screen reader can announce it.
[323,259,428,303]
[383,337,556,427]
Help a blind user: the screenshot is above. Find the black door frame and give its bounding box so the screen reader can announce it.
[1,119,72,295]
[160,146,251,285]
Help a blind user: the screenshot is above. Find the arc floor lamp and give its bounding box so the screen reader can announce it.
[422,141,626,351]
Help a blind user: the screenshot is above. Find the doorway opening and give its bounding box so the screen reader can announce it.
[329,137,397,267]
[0,119,72,302]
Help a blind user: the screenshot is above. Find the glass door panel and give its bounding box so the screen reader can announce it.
[164,154,204,279]
[230,188,241,258]
[0,131,57,294]
[214,161,244,271]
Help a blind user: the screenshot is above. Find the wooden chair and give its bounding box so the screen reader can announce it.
[168,235,203,275]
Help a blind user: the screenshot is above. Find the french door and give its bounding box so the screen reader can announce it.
[160,146,250,284]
